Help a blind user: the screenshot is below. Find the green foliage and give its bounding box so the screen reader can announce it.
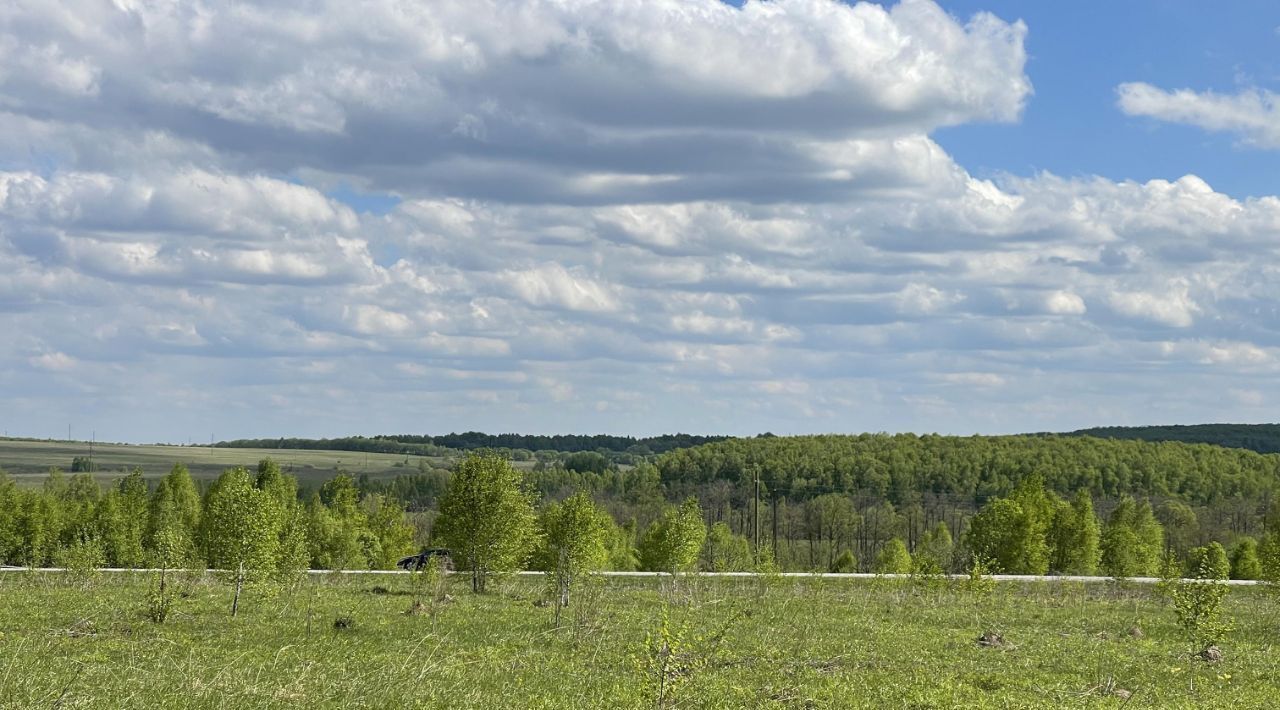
[1048,491,1100,574]
[145,573,175,623]
[410,555,450,616]
[965,499,1035,574]
[146,464,200,566]
[1229,537,1261,580]
[802,493,859,572]
[1258,532,1280,585]
[873,538,911,574]
[1186,542,1230,581]
[562,451,611,474]
[1100,496,1163,578]
[961,474,1067,575]
[199,466,283,615]
[830,549,858,574]
[0,471,18,562]
[255,458,297,508]
[1071,423,1280,454]
[1172,558,1234,648]
[15,488,60,566]
[435,451,539,593]
[1155,500,1199,558]
[358,494,412,570]
[536,492,611,615]
[56,532,104,584]
[703,521,752,572]
[914,522,953,574]
[114,468,150,568]
[634,605,701,709]
[961,555,998,596]
[319,472,361,519]
[637,498,707,575]
[305,493,363,571]
[605,519,641,572]
[1154,550,1184,602]
[656,433,1280,505]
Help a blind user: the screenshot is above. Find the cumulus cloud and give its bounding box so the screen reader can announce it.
[0,0,1029,203]
[1117,82,1280,149]
[5,0,1280,440]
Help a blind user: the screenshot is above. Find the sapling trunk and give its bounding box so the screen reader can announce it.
[232,559,244,617]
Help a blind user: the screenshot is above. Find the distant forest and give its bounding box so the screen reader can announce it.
[1067,424,1280,455]
[10,429,1280,575]
[214,432,730,456]
[215,423,1280,459]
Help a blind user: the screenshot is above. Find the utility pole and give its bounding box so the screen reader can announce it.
[89,430,95,472]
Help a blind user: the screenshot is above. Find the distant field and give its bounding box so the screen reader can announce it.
[0,438,454,487]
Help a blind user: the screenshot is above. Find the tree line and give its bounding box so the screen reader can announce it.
[654,433,1279,506]
[0,461,415,574]
[214,432,729,457]
[1066,424,1280,455]
[6,434,1280,587]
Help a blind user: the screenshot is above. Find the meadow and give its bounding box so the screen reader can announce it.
[1,572,1277,708]
[0,438,451,487]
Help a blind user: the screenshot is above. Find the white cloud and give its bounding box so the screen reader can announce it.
[1044,291,1086,315]
[1107,280,1201,328]
[0,0,1029,204]
[29,351,77,371]
[504,263,619,313]
[6,1,1280,440]
[1117,82,1280,149]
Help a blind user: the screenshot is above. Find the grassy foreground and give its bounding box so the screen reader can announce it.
[1,573,1278,708]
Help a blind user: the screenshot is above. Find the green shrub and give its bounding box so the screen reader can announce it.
[1230,538,1261,580]
[829,549,857,573]
[873,539,911,575]
[1172,558,1233,649]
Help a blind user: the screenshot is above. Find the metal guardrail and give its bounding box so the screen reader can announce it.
[0,566,1265,585]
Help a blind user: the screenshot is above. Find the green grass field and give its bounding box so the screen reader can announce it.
[0,438,452,487]
[1,572,1275,708]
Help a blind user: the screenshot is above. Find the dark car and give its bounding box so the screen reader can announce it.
[397,548,453,572]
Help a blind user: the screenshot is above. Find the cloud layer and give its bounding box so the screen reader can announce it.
[1,0,1276,441]
[1118,82,1280,149]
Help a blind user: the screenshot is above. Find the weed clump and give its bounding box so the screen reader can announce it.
[146,579,174,623]
[333,611,356,630]
[1196,645,1224,663]
[976,631,1009,648]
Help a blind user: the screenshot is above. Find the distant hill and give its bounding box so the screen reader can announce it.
[215,432,731,456]
[1065,424,1280,455]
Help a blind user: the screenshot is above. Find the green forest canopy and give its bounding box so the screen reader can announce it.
[654,433,1280,505]
[1066,424,1280,455]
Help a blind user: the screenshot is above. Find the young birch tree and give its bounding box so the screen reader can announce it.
[435,451,539,593]
[200,467,281,616]
[538,492,611,622]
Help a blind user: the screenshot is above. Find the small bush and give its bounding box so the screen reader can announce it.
[1172,558,1233,649]
[829,550,857,573]
[961,555,997,596]
[146,580,174,624]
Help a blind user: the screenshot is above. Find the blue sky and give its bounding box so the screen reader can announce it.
[931,1,1280,197]
[1,0,1279,443]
